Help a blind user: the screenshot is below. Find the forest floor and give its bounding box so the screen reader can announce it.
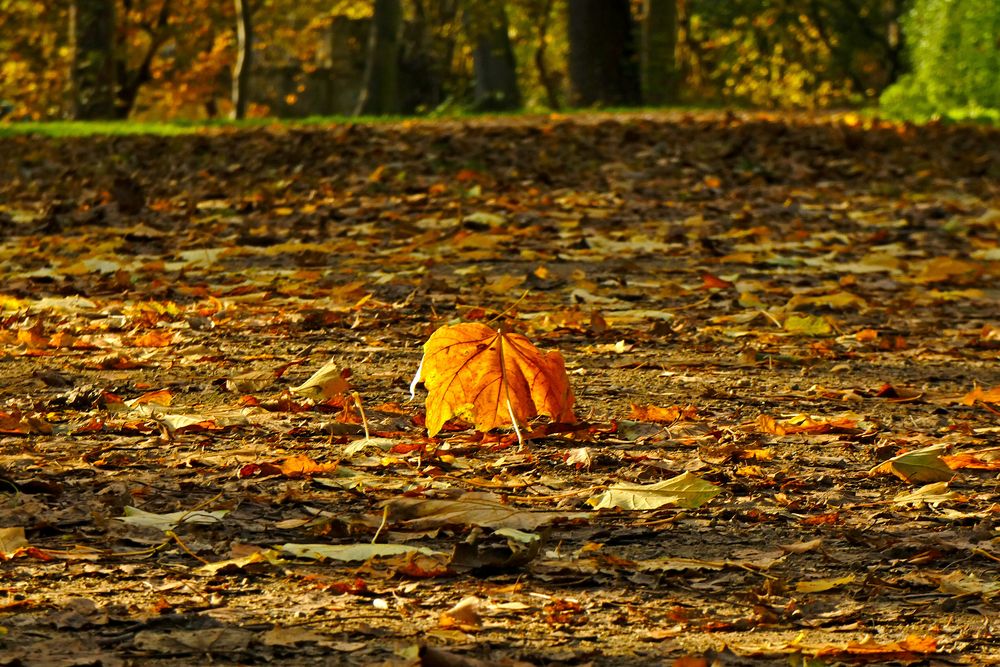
[0,111,998,666]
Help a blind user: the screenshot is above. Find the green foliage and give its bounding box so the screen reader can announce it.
[881,0,1000,121]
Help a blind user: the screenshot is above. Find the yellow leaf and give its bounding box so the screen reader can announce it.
[795,574,855,593]
[870,444,954,484]
[784,314,833,336]
[485,274,526,295]
[787,291,867,310]
[290,360,351,400]
[913,257,982,284]
[587,472,720,510]
[628,403,697,423]
[413,324,575,439]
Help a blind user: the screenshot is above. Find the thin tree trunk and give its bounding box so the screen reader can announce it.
[113,0,171,118]
[70,0,117,119]
[640,0,678,105]
[231,0,253,119]
[534,0,560,109]
[355,0,402,116]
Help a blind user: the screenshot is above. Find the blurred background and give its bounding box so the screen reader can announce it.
[0,0,997,123]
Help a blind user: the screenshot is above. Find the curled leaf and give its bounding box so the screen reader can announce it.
[587,472,720,510]
[291,360,351,400]
[870,444,954,484]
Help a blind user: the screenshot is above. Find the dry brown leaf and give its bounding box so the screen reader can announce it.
[628,403,697,423]
[413,323,575,440]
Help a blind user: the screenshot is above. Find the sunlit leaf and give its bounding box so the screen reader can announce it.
[119,507,229,531]
[279,455,338,477]
[628,403,697,423]
[438,596,483,631]
[892,481,957,507]
[290,360,351,400]
[870,444,954,484]
[783,314,833,336]
[384,493,585,530]
[0,527,29,556]
[413,323,575,440]
[587,472,720,510]
[198,549,284,574]
[795,574,856,593]
[280,543,439,562]
[960,385,1000,406]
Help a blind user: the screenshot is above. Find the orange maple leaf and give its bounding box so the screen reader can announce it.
[413,323,575,441]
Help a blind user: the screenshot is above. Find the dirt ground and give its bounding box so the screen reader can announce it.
[0,112,998,666]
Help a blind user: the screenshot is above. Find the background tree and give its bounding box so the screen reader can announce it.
[881,0,1000,120]
[567,0,640,107]
[355,0,403,115]
[231,0,253,119]
[70,0,117,119]
[464,0,521,111]
[640,0,678,105]
[0,0,948,119]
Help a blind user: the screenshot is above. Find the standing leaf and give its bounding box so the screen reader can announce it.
[290,360,351,400]
[412,323,575,440]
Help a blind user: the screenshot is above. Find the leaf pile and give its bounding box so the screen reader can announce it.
[0,112,998,665]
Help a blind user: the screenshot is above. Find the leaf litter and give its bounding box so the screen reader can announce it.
[0,112,998,665]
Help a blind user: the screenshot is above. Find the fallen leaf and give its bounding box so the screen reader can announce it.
[701,273,734,289]
[127,389,173,406]
[260,626,327,646]
[290,360,351,400]
[134,628,253,655]
[795,574,856,593]
[870,444,954,484]
[0,526,29,556]
[960,385,1000,406]
[280,543,440,562]
[892,481,957,507]
[439,596,483,631]
[198,549,284,574]
[279,454,338,477]
[587,472,720,510]
[130,330,175,347]
[384,493,585,530]
[628,403,697,423]
[779,538,824,554]
[783,314,833,336]
[412,323,575,439]
[786,291,867,310]
[934,571,1000,597]
[942,450,1000,470]
[119,507,229,531]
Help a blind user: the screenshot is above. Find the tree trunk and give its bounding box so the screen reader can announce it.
[533,0,561,110]
[112,0,172,119]
[567,0,640,107]
[640,0,678,105]
[70,0,117,119]
[355,0,402,116]
[231,0,253,119]
[465,1,521,111]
